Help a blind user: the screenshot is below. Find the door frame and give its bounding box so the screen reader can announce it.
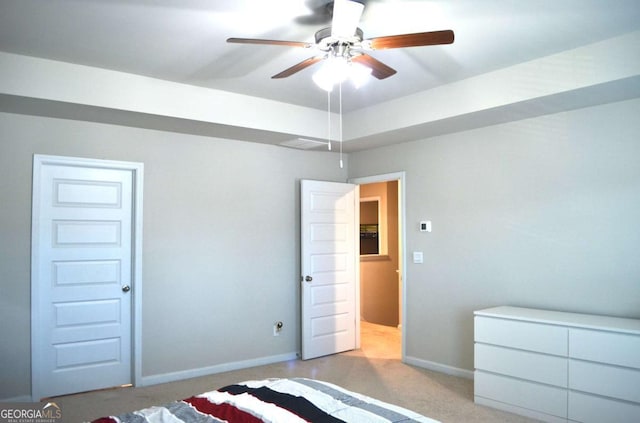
[349,171,406,360]
[31,154,144,400]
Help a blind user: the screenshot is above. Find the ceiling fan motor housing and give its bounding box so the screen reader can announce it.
[315,27,364,57]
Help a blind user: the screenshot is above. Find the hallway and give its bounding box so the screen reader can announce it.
[352,320,401,359]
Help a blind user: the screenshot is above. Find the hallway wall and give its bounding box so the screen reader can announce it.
[360,181,399,327]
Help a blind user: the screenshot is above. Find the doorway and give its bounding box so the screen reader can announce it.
[350,172,405,359]
[31,155,143,400]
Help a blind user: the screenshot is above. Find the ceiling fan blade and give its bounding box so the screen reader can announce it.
[331,0,365,38]
[367,30,454,50]
[227,38,313,48]
[352,54,396,79]
[272,56,325,79]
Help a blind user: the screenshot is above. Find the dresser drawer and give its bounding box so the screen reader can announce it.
[569,359,640,403]
[475,343,567,387]
[569,391,640,423]
[475,371,567,418]
[569,329,640,369]
[475,316,567,356]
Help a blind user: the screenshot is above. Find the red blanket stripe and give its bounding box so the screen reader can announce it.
[184,396,264,423]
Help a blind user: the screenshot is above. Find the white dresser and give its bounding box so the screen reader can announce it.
[474,306,640,423]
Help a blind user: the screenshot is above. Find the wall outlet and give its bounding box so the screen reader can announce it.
[273,321,283,336]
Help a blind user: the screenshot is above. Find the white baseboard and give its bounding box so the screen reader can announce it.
[0,395,33,403]
[475,396,566,423]
[404,355,474,380]
[141,351,299,387]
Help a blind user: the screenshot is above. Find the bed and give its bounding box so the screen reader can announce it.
[92,377,440,422]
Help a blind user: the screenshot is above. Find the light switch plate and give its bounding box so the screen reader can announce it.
[413,251,424,264]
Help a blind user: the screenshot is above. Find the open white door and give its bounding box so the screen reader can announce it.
[31,155,143,400]
[301,179,359,360]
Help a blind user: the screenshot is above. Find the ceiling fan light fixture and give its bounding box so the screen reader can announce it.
[312,68,335,92]
[349,61,372,88]
[312,73,334,92]
[313,56,349,91]
[312,56,372,92]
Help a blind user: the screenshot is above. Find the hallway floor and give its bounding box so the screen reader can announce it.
[351,320,401,359]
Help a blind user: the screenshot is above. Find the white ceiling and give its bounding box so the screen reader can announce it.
[1,0,640,151]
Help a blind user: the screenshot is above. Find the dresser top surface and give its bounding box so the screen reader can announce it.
[475,306,640,334]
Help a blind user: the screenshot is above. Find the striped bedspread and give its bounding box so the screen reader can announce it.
[92,377,439,422]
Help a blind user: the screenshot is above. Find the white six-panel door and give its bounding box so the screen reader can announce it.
[31,155,143,400]
[301,180,359,360]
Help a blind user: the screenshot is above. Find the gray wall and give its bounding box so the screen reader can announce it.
[2,96,639,399]
[348,98,640,371]
[0,112,347,399]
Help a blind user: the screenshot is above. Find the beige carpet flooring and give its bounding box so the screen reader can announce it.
[52,321,537,422]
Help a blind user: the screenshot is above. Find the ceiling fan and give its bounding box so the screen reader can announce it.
[227,0,454,82]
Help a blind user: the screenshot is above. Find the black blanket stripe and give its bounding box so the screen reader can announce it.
[219,384,346,423]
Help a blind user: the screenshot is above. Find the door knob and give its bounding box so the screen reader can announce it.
[122,285,131,293]
[305,275,313,282]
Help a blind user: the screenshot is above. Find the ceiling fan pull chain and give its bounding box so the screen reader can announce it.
[327,89,332,151]
[339,81,344,169]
